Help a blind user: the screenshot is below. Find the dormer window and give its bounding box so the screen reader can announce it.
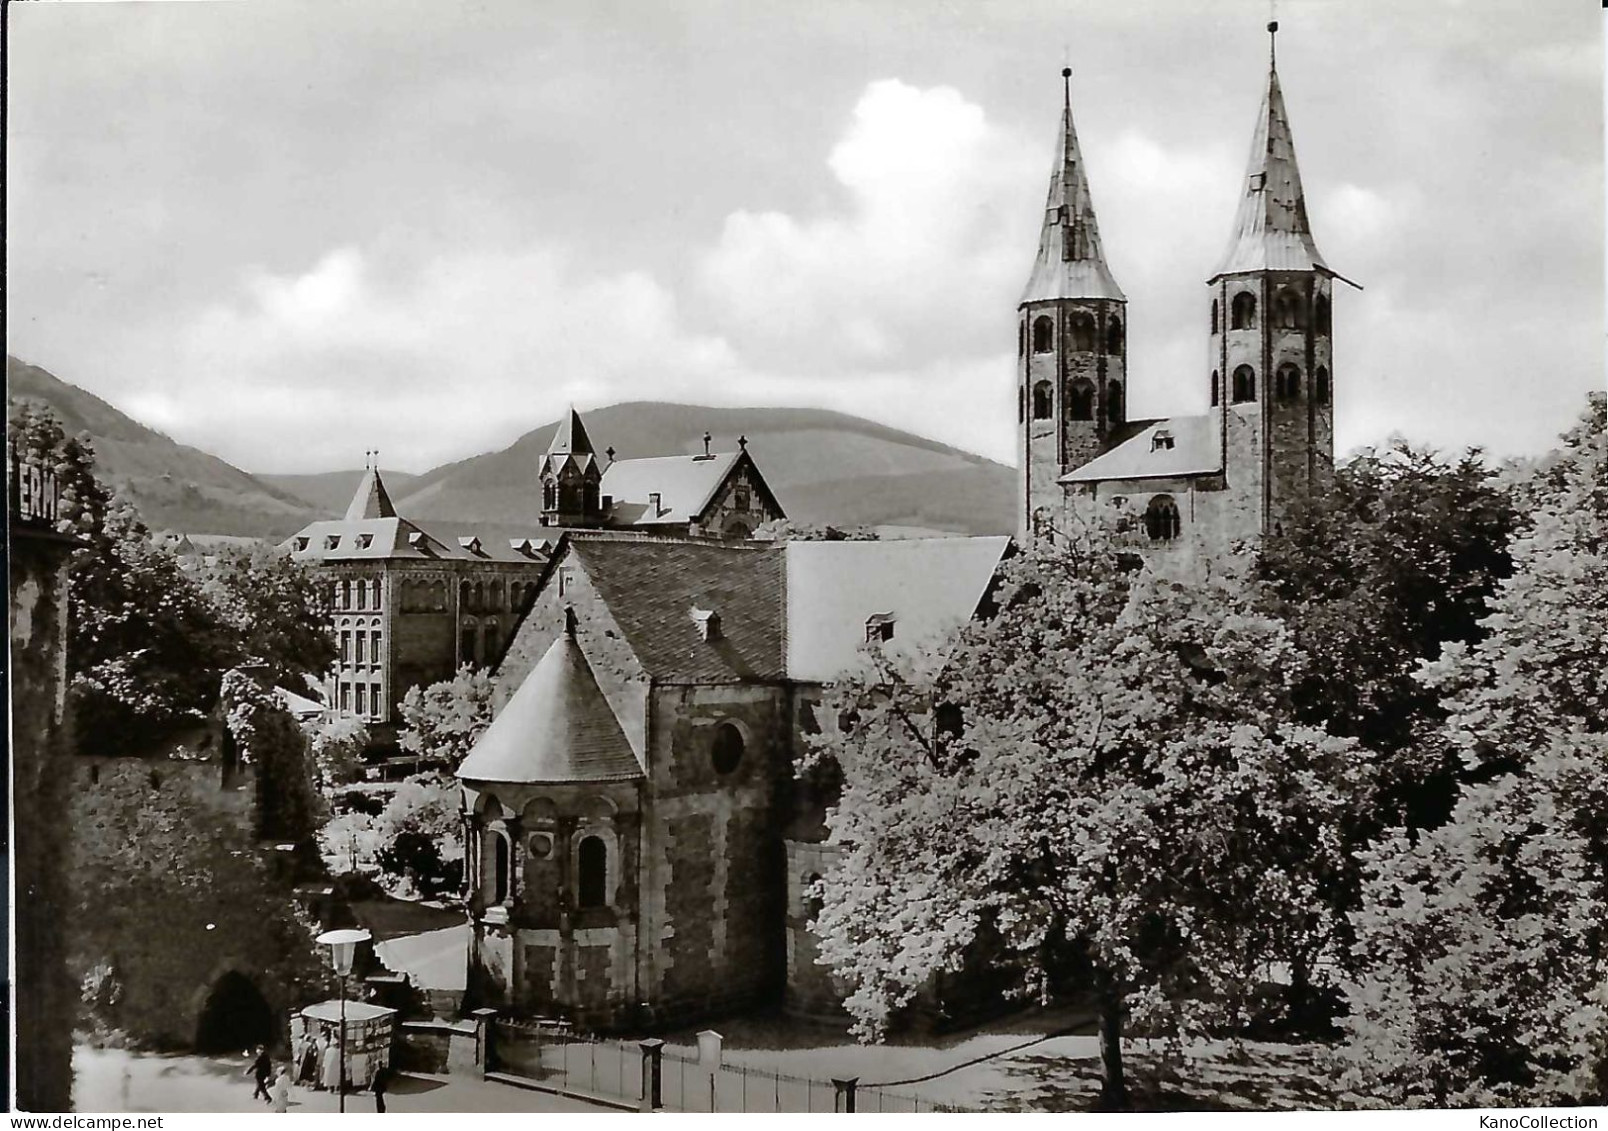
[691,607,720,641]
[1151,430,1176,452]
[356,533,374,550]
[406,531,427,548]
[458,536,482,555]
[324,535,341,550]
[1249,172,1267,192]
[294,537,310,552]
[865,613,896,644]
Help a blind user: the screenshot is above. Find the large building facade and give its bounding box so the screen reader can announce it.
[457,533,1009,1027]
[1021,29,1348,569]
[282,410,785,747]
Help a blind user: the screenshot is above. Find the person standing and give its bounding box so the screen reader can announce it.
[299,1032,320,1086]
[320,1029,341,1094]
[271,1065,292,1113]
[372,1063,393,1114]
[249,1046,273,1105]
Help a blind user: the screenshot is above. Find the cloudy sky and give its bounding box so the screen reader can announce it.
[7,0,1602,474]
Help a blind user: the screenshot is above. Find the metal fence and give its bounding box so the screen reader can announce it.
[489,1020,977,1113]
[490,1020,642,1107]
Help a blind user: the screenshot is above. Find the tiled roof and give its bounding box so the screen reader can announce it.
[569,535,786,684]
[783,537,1011,682]
[599,452,741,527]
[1020,81,1125,305]
[1060,415,1221,484]
[1210,66,1330,280]
[458,631,643,785]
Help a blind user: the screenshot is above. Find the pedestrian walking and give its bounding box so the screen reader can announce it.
[271,1065,292,1113]
[372,1063,393,1114]
[249,1046,273,1105]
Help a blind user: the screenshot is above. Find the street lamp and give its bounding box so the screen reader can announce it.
[316,928,371,1113]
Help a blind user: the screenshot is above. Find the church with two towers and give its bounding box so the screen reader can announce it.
[1019,22,1350,567]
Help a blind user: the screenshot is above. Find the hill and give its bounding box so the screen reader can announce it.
[391,402,1017,537]
[6,359,1017,538]
[6,356,322,539]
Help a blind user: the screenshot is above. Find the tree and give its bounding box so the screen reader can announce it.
[304,713,370,788]
[397,666,496,771]
[809,514,1372,1107]
[1259,442,1519,831]
[1339,396,1608,1108]
[197,544,336,694]
[224,671,326,848]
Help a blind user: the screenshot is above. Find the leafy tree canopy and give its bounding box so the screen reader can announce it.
[397,665,496,771]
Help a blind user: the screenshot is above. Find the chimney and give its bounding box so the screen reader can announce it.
[648,492,662,517]
[690,607,720,641]
[702,432,712,458]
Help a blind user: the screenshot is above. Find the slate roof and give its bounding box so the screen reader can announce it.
[1020,76,1125,305]
[344,467,398,521]
[1059,414,1221,484]
[783,537,1011,682]
[458,630,643,784]
[569,535,786,684]
[599,452,742,527]
[1210,65,1331,281]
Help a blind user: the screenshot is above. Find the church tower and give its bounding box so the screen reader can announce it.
[1206,22,1346,538]
[1019,68,1127,540]
[540,407,603,527]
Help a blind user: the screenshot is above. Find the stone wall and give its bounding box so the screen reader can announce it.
[10,532,76,1110]
[67,756,326,1050]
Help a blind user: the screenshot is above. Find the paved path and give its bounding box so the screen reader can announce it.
[72,1046,619,1114]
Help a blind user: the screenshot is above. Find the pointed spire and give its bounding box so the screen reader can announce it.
[547,406,596,457]
[344,463,397,521]
[1020,67,1125,305]
[1209,26,1330,280]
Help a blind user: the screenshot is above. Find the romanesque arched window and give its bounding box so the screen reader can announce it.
[1070,313,1097,352]
[1314,295,1331,335]
[577,836,608,909]
[1232,365,1256,403]
[370,578,382,609]
[1276,363,1302,401]
[1032,381,1053,421]
[489,831,510,905]
[1231,291,1257,330]
[1069,380,1095,422]
[542,479,557,512]
[460,580,472,610]
[711,723,745,775]
[1211,299,1219,335]
[1315,366,1331,404]
[1106,380,1124,424]
[1145,495,1181,542]
[434,580,446,611]
[1106,316,1123,356]
[583,481,599,514]
[1273,288,1306,330]
[1211,370,1220,407]
[485,620,501,661]
[1032,315,1054,353]
[460,617,477,666]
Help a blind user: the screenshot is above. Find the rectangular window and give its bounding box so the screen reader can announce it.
[355,634,366,664]
[371,682,382,720]
[356,583,367,611]
[355,683,366,716]
[341,631,352,665]
[340,683,351,713]
[370,631,381,665]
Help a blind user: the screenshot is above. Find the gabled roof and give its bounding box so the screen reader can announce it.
[458,630,642,785]
[568,536,786,684]
[1059,415,1221,484]
[1210,60,1330,281]
[783,537,1011,682]
[344,467,398,521]
[1020,71,1125,305]
[599,451,747,527]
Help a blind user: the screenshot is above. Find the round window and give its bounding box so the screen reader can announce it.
[528,832,553,859]
[710,723,744,775]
